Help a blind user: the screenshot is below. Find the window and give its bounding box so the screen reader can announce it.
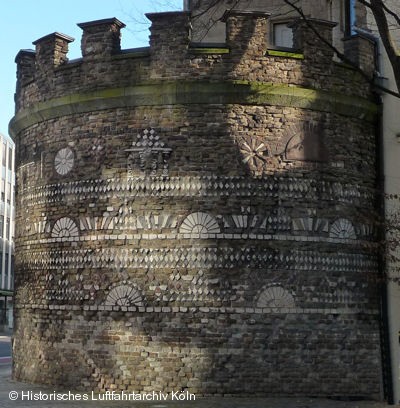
[6,218,10,238]
[2,143,6,167]
[1,180,4,202]
[273,23,294,49]
[4,254,9,285]
[6,183,10,204]
[4,257,8,283]
[7,147,12,171]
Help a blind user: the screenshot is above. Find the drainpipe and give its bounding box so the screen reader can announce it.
[363,27,399,403]
[352,27,394,402]
[375,92,394,404]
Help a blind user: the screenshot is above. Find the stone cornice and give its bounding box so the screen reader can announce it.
[9,81,378,138]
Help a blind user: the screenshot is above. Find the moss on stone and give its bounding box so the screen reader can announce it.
[9,80,378,137]
[188,47,230,54]
[267,49,305,59]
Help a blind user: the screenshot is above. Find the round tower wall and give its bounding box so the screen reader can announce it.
[10,12,382,398]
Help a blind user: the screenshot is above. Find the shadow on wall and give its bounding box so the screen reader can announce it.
[11,9,382,398]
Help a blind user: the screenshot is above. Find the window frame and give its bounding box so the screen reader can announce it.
[269,19,296,51]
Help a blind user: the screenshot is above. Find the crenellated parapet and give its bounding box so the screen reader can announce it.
[32,32,74,69]
[78,18,125,60]
[147,11,191,75]
[291,18,337,62]
[11,11,377,128]
[221,10,269,57]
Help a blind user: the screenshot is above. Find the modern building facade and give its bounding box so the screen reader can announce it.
[362,1,400,403]
[0,132,15,330]
[185,0,364,50]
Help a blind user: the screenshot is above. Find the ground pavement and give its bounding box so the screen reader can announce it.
[0,334,394,408]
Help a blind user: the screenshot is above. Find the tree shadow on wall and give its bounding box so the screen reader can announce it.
[13,9,382,398]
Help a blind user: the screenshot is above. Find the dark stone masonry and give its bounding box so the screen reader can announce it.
[10,11,382,398]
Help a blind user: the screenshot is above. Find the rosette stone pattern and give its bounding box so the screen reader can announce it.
[10,11,382,398]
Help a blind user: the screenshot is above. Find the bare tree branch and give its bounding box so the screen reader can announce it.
[181,0,400,97]
[358,0,373,9]
[283,0,400,98]
[191,0,241,19]
[189,0,244,41]
[375,0,400,27]
[367,0,400,92]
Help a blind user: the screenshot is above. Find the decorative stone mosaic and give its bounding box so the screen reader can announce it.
[126,128,172,176]
[44,271,85,302]
[179,212,220,235]
[292,217,329,233]
[256,285,296,308]
[104,282,145,307]
[281,122,328,162]
[51,217,79,240]
[19,176,375,207]
[19,247,378,273]
[54,147,74,175]
[23,208,374,244]
[88,136,106,162]
[329,218,357,239]
[238,136,269,174]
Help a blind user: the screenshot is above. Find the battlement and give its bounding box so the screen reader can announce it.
[12,10,376,122]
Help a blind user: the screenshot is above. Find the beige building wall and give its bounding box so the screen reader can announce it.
[0,133,15,330]
[186,0,348,50]
[365,1,400,403]
[359,0,400,403]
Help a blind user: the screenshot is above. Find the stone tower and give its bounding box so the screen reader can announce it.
[10,11,382,398]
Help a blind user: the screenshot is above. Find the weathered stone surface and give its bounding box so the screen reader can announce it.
[10,11,381,398]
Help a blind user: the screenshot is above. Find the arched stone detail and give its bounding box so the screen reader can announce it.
[104,282,144,307]
[256,285,296,308]
[51,217,79,240]
[329,218,356,239]
[179,212,220,235]
[274,121,328,162]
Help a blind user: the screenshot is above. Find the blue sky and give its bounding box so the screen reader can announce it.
[1,0,182,139]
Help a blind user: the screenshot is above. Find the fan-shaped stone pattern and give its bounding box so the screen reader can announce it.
[104,284,144,307]
[329,218,356,240]
[51,217,79,240]
[179,212,220,235]
[257,286,296,308]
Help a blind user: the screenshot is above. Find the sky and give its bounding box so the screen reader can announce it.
[0,0,183,139]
